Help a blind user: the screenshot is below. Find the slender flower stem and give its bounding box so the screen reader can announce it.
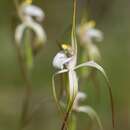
[15,31,32,130]
[61,100,75,130]
[13,1,33,129]
[61,1,77,130]
[69,114,77,130]
[71,0,77,53]
[14,0,19,11]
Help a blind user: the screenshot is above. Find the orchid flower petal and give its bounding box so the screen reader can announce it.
[26,21,47,44]
[15,24,26,44]
[76,92,86,101]
[77,22,103,44]
[74,61,115,127]
[20,3,45,22]
[53,51,72,70]
[76,106,103,130]
[68,70,78,109]
[73,92,87,109]
[52,69,68,113]
[86,28,103,42]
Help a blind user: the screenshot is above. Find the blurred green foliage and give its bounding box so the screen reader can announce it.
[0,0,129,130]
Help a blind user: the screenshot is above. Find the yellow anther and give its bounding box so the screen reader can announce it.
[79,20,96,33]
[61,44,71,50]
[25,0,32,4]
[87,20,96,27]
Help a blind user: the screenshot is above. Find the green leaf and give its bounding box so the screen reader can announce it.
[74,61,115,127]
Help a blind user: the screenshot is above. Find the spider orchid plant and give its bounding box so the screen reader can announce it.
[72,92,103,130]
[52,0,114,130]
[15,0,46,69]
[13,0,47,128]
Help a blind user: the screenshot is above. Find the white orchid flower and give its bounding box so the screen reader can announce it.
[20,3,45,22]
[77,20,103,63]
[15,1,46,46]
[52,45,78,111]
[77,20,103,44]
[73,92,86,110]
[73,92,103,130]
[53,51,72,70]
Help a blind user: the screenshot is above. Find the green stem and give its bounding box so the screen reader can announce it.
[15,30,33,130]
[71,0,77,53]
[61,0,77,130]
[69,114,77,130]
[13,0,19,11]
[24,29,33,70]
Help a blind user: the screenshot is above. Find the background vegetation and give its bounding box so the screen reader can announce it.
[0,0,129,130]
